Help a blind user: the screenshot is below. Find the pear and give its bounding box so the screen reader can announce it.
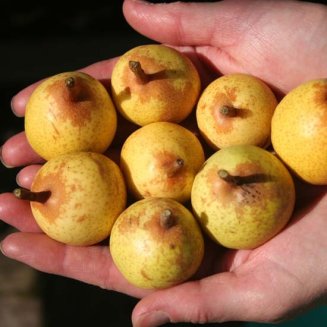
[25,71,117,160]
[191,145,295,249]
[14,152,127,246]
[196,74,277,150]
[111,44,201,126]
[110,197,204,289]
[271,78,327,185]
[120,122,205,203]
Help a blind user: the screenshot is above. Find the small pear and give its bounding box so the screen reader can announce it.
[110,197,204,289]
[120,122,205,203]
[271,78,327,185]
[196,73,277,149]
[191,145,295,249]
[25,71,117,160]
[14,152,127,246]
[111,44,201,126]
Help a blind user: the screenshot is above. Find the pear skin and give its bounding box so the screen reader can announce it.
[271,78,327,185]
[191,145,295,249]
[25,72,117,160]
[15,152,127,246]
[196,74,277,150]
[110,197,204,289]
[120,122,205,203]
[111,44,201,126]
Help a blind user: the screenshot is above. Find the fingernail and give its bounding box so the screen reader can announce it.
[0,146,13,168]
[10,96,22,118]
[0,146,5,166]
[0,241,6,256]
[134,311,170,327]
[15,173,22,188]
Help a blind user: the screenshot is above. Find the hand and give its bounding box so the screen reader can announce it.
[1,0,327,326]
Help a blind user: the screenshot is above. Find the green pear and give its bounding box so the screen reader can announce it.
[14,152,127,246]
[110,197,204,289]
[191,145,295,249]
[111,44,201,126]
[120,122,205,203]
[25,71,117,160]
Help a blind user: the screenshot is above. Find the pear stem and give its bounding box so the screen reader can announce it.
[129,61,149,84]
[65,76,75,88]
[175,158,184,169]
[218,169,249,186]
[219,105,237,117]
[167,158,184,177]
[65,76,84,102]
[218,169,270,185]
[13,188,51,203]
[160,209,175,229]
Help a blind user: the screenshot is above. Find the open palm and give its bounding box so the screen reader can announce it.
[1,1,327,326]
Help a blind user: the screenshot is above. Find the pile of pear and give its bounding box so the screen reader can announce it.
[12,44,327,290]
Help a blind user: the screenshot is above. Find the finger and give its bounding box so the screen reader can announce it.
[124,0,327,95]
[11,57,119,117]
[11,84,39,117]
[123,0,247,47]
[80,57,119,84]
[122,0,259,78]
[1,232,151,299]
[0,193,41,232]
[1,131,44,168]
[132,273,255,326]
[16,165,41,189]
[132,266,289,327]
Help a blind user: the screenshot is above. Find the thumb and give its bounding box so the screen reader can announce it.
[131,272,270,326]
[122,0,251,47]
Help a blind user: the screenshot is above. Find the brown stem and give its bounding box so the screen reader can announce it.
[167,158,184,177]
[13,188,51,203]
[175,158,184,169]
[64,76,86,102]
[65,76,75,88]
[218,169,269,186]
[219,105,237,117]
[160,209,175,229]
[129,61,149,84]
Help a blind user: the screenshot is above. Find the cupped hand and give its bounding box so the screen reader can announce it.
[1,0,327,326]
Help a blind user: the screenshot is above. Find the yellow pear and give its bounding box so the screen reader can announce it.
[25,71,117,160]
[14,152,126,246]
[196,73,277,149]
[120,122,205,203]
[111,44,201,126]
[110,197,204,289]
[191,145,295,249]
[271,78,327,185]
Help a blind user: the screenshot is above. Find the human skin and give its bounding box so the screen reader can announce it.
[1,1,327,326]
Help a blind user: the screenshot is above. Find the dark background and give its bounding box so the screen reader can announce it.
[0,1,326,327]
